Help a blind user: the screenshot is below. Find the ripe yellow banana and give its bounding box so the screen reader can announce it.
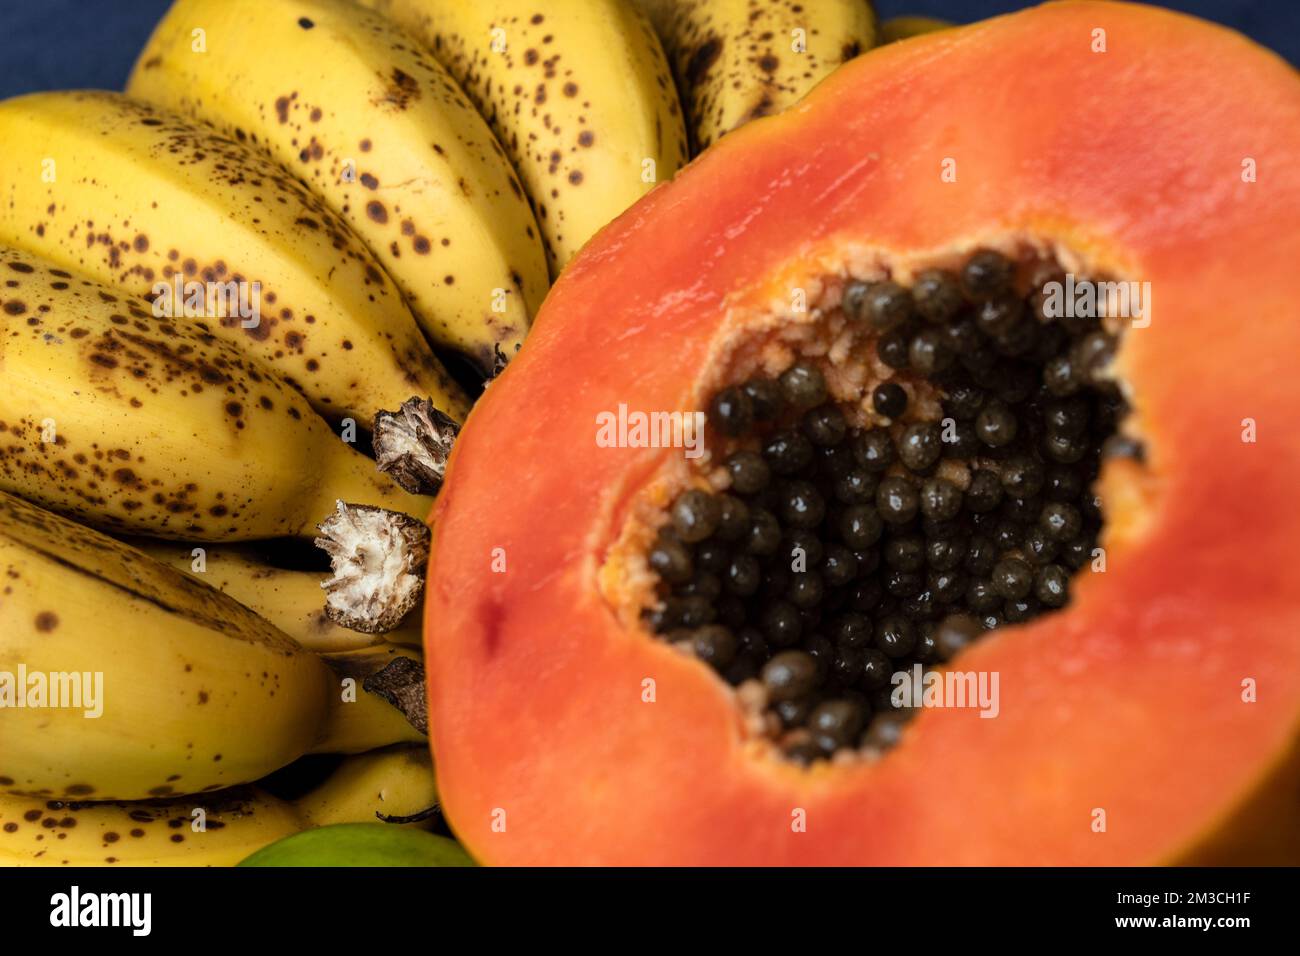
[363,0,688,275]
[313,645,427,753]
[128,0,548,373]
[0,749,438,865]
[639,0,876,152]
[0,245,430,540]
[293,746,438,828]
[0,787,303,867]
[0,490,336,801]
[127,540,422,650]
[880,16,951,43]
[0,89,468,424]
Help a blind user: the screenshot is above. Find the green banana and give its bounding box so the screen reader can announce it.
[240,823,474,866]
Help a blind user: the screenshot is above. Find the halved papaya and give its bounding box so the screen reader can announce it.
[425,1,1300,865]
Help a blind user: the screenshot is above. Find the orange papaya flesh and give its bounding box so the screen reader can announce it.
[426,1,1300,865]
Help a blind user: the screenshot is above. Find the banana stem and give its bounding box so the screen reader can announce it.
[373,396,461,496]
[315,502,431,634]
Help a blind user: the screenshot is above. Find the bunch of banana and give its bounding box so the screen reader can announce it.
[0,490,335,801]
[362,0,689,276]
[0,747,439,865]
[0,89,467,424]
[127,0,549,374]
[0,492,427,799]
[637,0,877,152]
[128,541,421,651]
[0,245,429,540]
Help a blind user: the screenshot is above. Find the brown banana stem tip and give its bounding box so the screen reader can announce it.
[373,396,461,496]
[315,501,431,634]
[363,655,429,735]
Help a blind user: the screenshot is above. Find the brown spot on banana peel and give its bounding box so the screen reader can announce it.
[373,67,422,112]
[685,35,722,86]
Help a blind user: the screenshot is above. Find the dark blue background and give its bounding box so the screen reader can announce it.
[0,0,1295,100]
